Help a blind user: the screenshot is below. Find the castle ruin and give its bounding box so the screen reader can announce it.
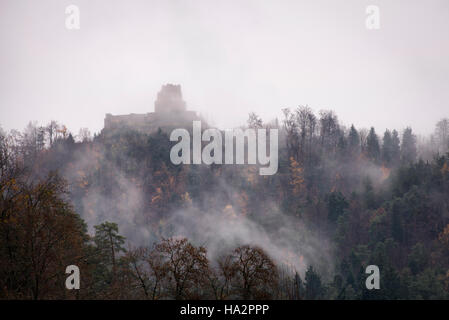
[104,84,201,133]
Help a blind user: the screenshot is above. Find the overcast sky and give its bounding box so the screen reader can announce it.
[1,0,448,136]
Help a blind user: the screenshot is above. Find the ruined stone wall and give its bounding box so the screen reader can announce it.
[103,84,202,133]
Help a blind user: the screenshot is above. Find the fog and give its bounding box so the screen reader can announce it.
[1,0,449,136]
[61,138,333,277]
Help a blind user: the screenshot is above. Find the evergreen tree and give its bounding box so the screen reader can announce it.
[348,125,360,153]
[381,129,393,166]
[327,191,349,223]
[337,132,347,159]
[363,177,377,209]
[94,222,126,274]
[304,266,323,300]
[366,127,380,163]
[401,127,417,164]
[294,272,305,300]
[391,130,401,166]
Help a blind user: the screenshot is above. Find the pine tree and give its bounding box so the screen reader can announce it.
[391,130,401,166]
[94,222,126,274]
[294,272,305,300]
[401,127,417,164]
[366,127,380,163]
[327,191,349,223]
[348,124,361,156]
[304,266,323,300]
[381,130,393,166]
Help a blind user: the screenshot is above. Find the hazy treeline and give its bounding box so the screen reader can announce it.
[1,108,449,299]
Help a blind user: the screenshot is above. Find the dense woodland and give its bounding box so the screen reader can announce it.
[1,108,449,299]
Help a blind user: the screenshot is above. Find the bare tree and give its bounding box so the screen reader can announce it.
[78,128,92,143]
[228,245,278,299]
[46,121,59,146]
[247,112,263,129]
[152,238,209,299]
[207,254,236,299]
[435,118,449,153]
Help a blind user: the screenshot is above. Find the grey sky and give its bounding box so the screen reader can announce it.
[1,0,448,136]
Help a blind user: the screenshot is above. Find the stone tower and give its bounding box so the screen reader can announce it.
[154,84,186,113]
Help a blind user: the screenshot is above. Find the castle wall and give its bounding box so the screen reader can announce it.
[103,85,202,133]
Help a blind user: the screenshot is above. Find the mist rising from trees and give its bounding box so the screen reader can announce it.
[1,107,449,299]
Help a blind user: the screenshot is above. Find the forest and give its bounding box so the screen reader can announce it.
[1,108,449,299]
